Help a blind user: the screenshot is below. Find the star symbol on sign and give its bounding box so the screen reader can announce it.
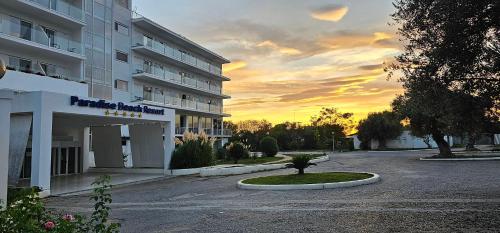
[122,112,127,117]
[138,113,142,118]
[130,112,135,117]
[105,110,110,115]
[114,111,118,116]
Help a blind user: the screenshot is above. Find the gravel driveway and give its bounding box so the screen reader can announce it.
[46,150,500,232]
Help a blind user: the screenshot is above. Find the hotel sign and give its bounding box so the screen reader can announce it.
[70,96,164,115]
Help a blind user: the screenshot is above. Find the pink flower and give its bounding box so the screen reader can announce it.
[44,221,55,230]
[62,214,75,221]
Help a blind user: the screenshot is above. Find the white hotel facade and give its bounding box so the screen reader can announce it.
[0,0,231,203]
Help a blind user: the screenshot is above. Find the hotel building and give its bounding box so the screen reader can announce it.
[0,0,231,203]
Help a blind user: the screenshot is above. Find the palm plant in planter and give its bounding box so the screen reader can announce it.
[286,155,316,175]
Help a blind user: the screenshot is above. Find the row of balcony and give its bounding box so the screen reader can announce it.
[143,95,228,116]
[134,63,230,97]
[0,14,82,55]
[175,127,232,136]
[133,35,223,76]
[26,0,84,22]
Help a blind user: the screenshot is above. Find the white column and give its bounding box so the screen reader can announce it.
[163,121,175,175]
[0,94,12,209]
[30,107,53,197]
[82,127,91,173]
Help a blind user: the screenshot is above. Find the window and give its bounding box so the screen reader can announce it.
[114,22,129,35]
[143,86,152,101]
[115,79,128,91]
[115,51,128,63]
[20,20,32,41]
[115,0,129,9]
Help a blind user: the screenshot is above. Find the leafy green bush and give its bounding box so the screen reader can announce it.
[227,142,249,164]
[260,136,279,157]
[170,131,214,169]
[0,175,120,233]
[286,155,316,175]
[215,147,227,160]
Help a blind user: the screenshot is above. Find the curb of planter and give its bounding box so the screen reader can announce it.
[419,157,500,161]
[237,172,380,190]
[200,155,330,177]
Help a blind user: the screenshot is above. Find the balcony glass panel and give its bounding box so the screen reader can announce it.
[134,35,224,77]
[28,0,84,21]
[0,16,82,55]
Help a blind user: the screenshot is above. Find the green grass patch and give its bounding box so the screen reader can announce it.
[215,156,284,165]
[242,172,373,185]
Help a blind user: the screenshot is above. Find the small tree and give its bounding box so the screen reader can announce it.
[227,142,249,164]
[286,155,316,175]
[260,136,278,157]
[357,111,403,149]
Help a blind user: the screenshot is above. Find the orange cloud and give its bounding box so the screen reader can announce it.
[319,32,398,50]
[223,60,247,72]
[257,40,302,55]
[311,5,349,22]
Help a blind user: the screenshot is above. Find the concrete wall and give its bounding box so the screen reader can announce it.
[0,70,87,97]
[129,124,164,168]
[92,126,124,168]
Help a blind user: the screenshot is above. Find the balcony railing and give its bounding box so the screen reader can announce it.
[0,52,81,82]
[0,15,82,55]
[175,127,230,136]
[134,63,224,95]
[133,35,223,76]
[143,95,224,115]
[26,0,84,22]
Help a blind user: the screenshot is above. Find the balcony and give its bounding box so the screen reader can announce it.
[0,53,87,96]
[132,63,230,99]
[141,96,230,117]
[0,0,85,28]
[131,14,229,64]
[1,52,81,81]
[132,35,230,81]
[175,128,232,137]
[0,15,84,61]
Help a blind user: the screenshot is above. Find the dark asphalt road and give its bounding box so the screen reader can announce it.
[46,150,500,233]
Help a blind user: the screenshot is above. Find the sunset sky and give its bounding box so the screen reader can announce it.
[135,0,404,124]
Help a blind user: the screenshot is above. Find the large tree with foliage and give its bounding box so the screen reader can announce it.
[390,0,500,156]
[310,107,355,150]
[357,111,403,149]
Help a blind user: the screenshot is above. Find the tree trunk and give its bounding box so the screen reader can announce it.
[378,139,387,150]
[431,131,453,157]
[465,133,477,151]
[298,168,304,175]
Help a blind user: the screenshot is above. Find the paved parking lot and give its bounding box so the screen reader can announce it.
[46,150,500,232]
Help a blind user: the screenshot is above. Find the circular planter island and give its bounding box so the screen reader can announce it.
[238,172,380,190]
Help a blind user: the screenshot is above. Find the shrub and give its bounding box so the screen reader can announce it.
[227,142,249,164]
[170,131,215,169]
[286,155,316,175]
[215,147,227,160]
[260,136,279,157]
[0,175,120,233]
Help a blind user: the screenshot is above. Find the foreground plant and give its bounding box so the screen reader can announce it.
[171,131,216,169]
[286,155,317,175]
[0,175,120,233]
[226,142,250,164]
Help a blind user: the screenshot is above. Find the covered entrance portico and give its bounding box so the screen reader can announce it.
[6,90,175,197]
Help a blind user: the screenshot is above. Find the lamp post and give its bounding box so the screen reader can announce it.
[332,131,335,152]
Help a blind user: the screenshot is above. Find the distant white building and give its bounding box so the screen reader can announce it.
[351,130,454,150]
